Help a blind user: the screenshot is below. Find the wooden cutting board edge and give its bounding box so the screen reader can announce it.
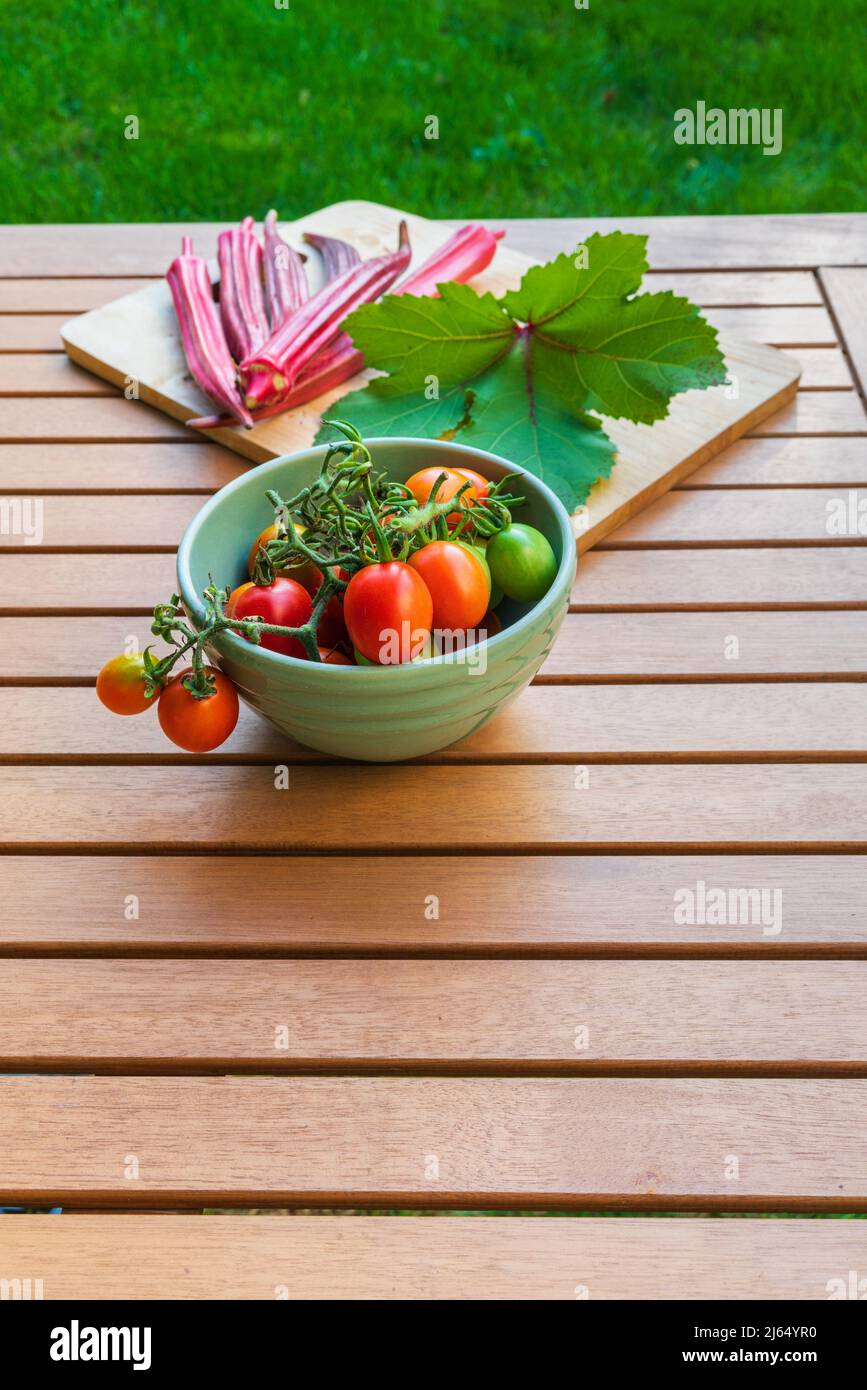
[60,199,802,555]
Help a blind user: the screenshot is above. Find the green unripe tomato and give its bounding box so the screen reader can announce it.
[486,523,557,603]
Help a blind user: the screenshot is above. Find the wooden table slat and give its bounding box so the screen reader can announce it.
[0,355,117,397]
[0,683,864,762]
[0,441,247,493]
[2,212,866,1288]
[819,267,867,399]
[2,1075,866,1208]
[0,269,824,314]
[0,763,864,851]
[1,959,866,1072]
[3,1213,863,1300]
[2,548,864,613]
[4,487,867,552]
[2,611,867,682]
[683,436,867,487]
[2,213,863,275]
[3,346,852,396]
[0,397,190,441]
[0,437,862,495]
[788,348,855,390]
[2,854,864,956]
[746,391,865,436]
[599,487,867,546]
[573,547,867,608]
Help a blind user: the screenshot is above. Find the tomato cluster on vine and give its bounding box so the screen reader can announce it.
[96,421,558,751]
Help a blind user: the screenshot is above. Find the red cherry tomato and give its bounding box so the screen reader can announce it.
[226,576,313,659]
[96,653,153,716]
[344,561,433,665]
[308,566,349,649]
[408,540,489,630]
[316,594,348,649]
[157,667,239,752]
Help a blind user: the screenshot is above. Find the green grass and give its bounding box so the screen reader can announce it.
[2,0,863,223]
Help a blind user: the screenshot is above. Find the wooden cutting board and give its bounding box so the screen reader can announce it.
[61,199,800,552]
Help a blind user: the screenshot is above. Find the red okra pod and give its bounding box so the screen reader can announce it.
[263,210,308,327]
[167,236,253,429]
[188,223,504,430]
[302,231,361,281]
[217,216,270,364]
[239,222,411,409]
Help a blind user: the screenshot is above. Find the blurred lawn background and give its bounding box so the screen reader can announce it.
[1,0,863,223]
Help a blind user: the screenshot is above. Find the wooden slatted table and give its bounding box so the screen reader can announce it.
[1,213,866,1301]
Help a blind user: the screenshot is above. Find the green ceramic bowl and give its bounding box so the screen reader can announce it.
[177,437,576,761]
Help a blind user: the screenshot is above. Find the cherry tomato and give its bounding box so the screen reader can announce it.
[408,540,489,630]
[454,466,490,501]
[225,581,254,617]
[453,540,492,600]
[308,566,349,649]
[405,466,478,525]
[486,523,558,603]
[344,561,433,665]
[96,653,153,716]
[318,645,354,665]
[355,638,434,665]
[158,667,239,752]
[226,576,313,659]
[247,522,279,576]
[247,522,321,592]
[479,609,503,638]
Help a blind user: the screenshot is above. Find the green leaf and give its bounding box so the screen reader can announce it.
[315,376,474,443]
[535,290,727,424]
[319,337,618,513]
[501,230,648,326]
[459,338,618,511]
[342,282,514,398]
[324,230,727,509]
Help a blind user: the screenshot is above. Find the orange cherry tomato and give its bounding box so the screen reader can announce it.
[225,581,254,617]
[248,521,323,592]
[454,466,490,501]
[317,645,354,665]
[157,666,239,752]
[247,522,280,576]
[408,540,489,631]
[96,653,153,716]
[405,466,478,526]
